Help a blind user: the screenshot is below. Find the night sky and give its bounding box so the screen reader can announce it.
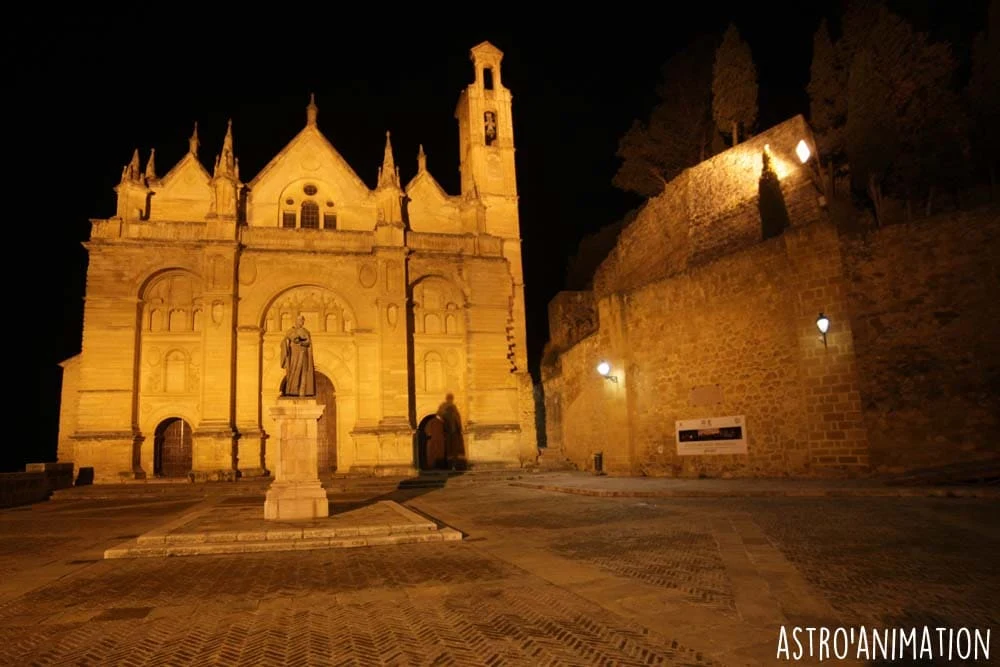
[8,4,987,471]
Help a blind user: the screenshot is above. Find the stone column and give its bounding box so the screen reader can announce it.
[193,246,239,480]
[264,398,328,521]
[235,325,267,477]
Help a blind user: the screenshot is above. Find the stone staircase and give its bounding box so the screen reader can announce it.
[535,446,577,472]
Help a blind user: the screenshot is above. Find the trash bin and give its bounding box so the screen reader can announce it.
[593,451,603,475]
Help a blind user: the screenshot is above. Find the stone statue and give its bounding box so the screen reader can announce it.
[281,315,315,397]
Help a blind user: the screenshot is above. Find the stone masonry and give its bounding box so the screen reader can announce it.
[543,114,999,477]
[58,42,537,483]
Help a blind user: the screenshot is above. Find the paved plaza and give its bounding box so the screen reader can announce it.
[1,473,997,665]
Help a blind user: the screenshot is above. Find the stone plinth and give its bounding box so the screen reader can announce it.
[264,398,328,521]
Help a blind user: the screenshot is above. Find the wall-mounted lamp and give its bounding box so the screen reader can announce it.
[796,139,828,207]
[596,361,618,383]
[816,312,830,347]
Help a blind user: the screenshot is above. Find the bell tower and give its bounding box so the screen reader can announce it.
[455,41,519,237]
[455,40,532,425]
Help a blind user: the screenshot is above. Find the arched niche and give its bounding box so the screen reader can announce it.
[411,275,465,336]
[140,270,203,333]
[261,285,357,335]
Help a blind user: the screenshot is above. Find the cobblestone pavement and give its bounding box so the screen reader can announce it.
[1,482,997,665]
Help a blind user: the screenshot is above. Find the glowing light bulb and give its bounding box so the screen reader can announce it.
[796,140,811,164]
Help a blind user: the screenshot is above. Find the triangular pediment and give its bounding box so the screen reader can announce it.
[471,41,503,59]
[148,153,213,221]
[248,125,371,205]
[405,170,454,203]
[154,153,212,193]
[405,170,463,233]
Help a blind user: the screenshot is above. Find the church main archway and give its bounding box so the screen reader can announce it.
[153,417,193,477]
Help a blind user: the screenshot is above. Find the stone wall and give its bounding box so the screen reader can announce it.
[543,116,869,478]
[547,220,868,477]
[842,206,1000,472]
[593,115,824,298]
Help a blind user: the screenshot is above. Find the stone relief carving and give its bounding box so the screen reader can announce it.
[386,303,398,330]
[265,287,355,334]
[211,301,224,326]
[411,277,463,336]
[359,263,377,289]
[142,272,201,333]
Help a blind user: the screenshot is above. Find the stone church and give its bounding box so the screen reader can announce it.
[57,41,537,483]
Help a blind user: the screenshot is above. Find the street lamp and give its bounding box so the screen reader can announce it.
[596,361,618,383]
[816,313,830,347]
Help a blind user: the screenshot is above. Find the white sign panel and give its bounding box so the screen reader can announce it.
[676,415,747,456]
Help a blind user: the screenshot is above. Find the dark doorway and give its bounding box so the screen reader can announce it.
[154,418,193,477]
[316,373,337,474]
[417,414,447,470]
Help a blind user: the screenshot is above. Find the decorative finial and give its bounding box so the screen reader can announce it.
[144,148,157,181]
[377,130,399,189]
[417,144,427,172]
[189,121,200,156]
[214,119,236,178]
[306,93,318,126]
[128,149,141,182]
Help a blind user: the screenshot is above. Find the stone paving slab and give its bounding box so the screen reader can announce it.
[104,499,461,559]
[509,473,1000,498]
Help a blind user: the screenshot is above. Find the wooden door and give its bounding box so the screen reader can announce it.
[154,418,192,477]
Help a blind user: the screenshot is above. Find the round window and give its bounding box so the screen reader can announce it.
[326,201,334,208]
[285,198,294,205]
[303,184,318,196]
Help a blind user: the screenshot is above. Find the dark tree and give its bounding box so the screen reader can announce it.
[967,0,1000,199]
[847,45,896,225]
[759,150,792,240]
[612,35,718,198]
[844,5,965,223]
[807,18,847,197]
[712,23,758,146]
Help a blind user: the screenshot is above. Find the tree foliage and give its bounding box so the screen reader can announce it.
[843,4,966,222]
[807,19,847,177]
[712,23,758,146]
[612,34,718,198]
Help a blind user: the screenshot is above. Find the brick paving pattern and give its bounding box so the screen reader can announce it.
[1,478,997,665]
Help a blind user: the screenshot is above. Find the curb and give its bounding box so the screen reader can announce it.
[508,481,1000,499]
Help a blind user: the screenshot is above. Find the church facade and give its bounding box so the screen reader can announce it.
[57,41,537,483]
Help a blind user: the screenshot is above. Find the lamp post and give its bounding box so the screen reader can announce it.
[816,312,830,348]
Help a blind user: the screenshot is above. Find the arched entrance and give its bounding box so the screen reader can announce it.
[418,414,447,470]
[316,373,337,474]
[153,417,193,477]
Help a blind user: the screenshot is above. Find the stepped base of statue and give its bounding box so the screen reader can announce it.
[264,397,328,521]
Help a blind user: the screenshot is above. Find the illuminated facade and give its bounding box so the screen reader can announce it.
[57,41,536,482]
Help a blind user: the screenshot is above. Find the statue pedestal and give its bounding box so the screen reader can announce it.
[264,398,328,521]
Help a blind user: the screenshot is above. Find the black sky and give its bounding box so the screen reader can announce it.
[8,3,987,471]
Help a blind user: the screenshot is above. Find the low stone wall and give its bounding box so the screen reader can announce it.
[0,462,76,509]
